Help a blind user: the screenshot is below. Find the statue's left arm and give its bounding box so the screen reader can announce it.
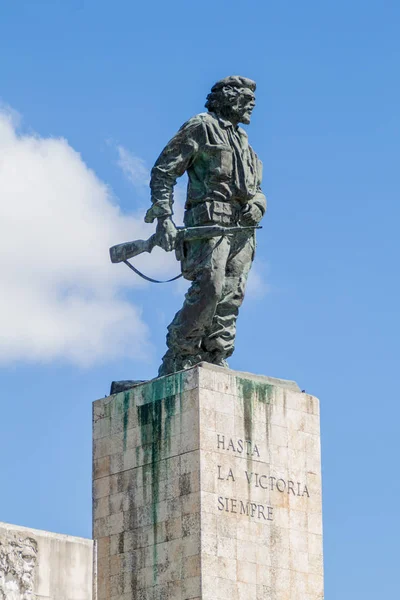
[241,153,267,225]
[251,189,267,215]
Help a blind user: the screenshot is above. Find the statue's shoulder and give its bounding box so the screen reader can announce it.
[178,112,216,131]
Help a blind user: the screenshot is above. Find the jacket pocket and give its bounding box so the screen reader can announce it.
[210,200,236,225]
[184,202,212,226]
[203,144,233,181]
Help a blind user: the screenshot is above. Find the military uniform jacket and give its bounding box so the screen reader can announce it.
[145,111,267,223]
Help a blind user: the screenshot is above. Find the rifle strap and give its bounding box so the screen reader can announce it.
[123,260,183,284]
[123,235,226,284]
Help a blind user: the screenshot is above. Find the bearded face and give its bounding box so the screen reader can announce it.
[230,89,256,124]
[19,545,36,590]
[212,85,256,125]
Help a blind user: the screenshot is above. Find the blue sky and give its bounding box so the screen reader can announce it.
[1,1,399,597]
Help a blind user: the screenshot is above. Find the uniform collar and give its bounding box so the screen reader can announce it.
[213,113,248,136]
[209,112,235,129]
[217,115,234,129]
[209,112,249,140]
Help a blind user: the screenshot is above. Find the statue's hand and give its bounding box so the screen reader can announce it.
[156,216,178,252]
[240,204,263,226]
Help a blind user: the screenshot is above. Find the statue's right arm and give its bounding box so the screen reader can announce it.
[145,118,204,224]
[144,118,205,252]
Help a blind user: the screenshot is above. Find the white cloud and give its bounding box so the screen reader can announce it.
[246,264,270,298]
[0,109,179,366]
[116,145,150,188]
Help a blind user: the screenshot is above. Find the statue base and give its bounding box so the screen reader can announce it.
[93,363,324,600]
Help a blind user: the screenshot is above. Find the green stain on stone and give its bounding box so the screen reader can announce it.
[237,377,274,406]
[123,392,130,451]
[137,399,162,583]
[240,379,254,447]
[136,371,185,583]
[236,377,275,473]
[140,371,186,406]
[103,403,111,419]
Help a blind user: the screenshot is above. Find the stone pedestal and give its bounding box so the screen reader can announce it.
[93,363,323,600]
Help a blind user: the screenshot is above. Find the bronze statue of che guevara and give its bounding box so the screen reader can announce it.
[112,76,267,377]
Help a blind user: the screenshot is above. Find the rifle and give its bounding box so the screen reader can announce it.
[109,225,261,264]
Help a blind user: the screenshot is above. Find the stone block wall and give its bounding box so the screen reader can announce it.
[93,363,323,600]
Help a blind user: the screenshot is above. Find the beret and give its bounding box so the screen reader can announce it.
[211,76,256,92]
